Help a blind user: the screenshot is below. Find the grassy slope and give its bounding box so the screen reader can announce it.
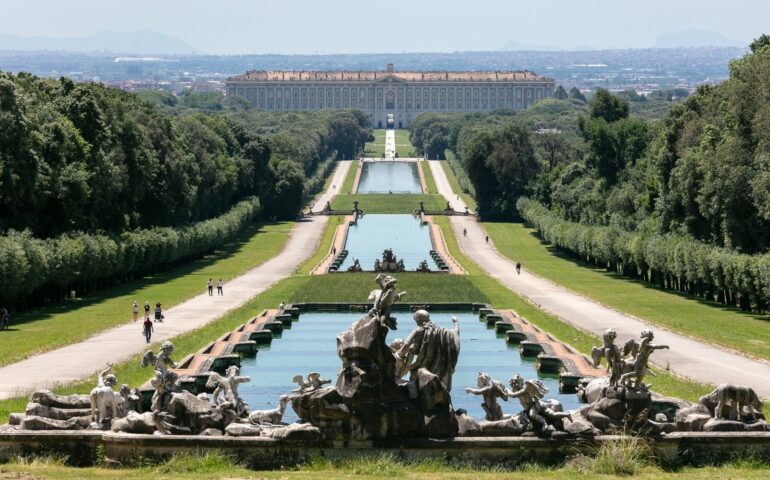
[332,194,446,213]
[0,222,292,367]
[420,161,438,194]
[485,222,770,362]
[440,155,477,211]
[341,161,359,193]
[297,216,347,275]
[394,129,415,157]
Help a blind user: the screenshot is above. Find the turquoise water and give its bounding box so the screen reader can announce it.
[357,161,422,193]
[339,214,437,271]
[238,311,580,423]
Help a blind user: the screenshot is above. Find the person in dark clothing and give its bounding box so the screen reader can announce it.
[143,317,153,343]
[516,262,521,275]
[154,302,163,322]
[144,301,151,320]
[0,307,10,330]
[485,235,489,244]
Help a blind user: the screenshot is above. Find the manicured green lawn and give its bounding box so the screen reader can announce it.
[0,222,292,367]
[420,161,438,193]
[440,155,477,211]
[340,160,359,193]
[332,194,446,213]
[485,222,770,362]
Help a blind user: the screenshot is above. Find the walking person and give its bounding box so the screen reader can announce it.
[515,262,522,275]
[143,317,153,344]
[485,235,489,244]
[217,279,224,296]
[207,278,214,296]
[463,228,467,237]
[154,302,163,322]
[132,301,139,322]
[1,307,10,330]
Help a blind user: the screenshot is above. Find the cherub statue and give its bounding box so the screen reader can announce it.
[591,328,625,386]
[291,372,331,394]
[89,365,125,425]
[206,365,252,414]
[367,274,406,330]
[507,375,571,432]
[620,329,669,390]
[390,338,410,379]
[141,340,179,412]
[465,372,508,421]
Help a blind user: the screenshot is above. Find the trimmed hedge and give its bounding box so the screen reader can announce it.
[517,197,770,312]
[0,197,260,306]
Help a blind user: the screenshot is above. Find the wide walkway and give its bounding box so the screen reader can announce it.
[429,161,770,397]
[0,163,347,400]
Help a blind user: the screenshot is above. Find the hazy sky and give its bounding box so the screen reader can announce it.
[0,0,766,54]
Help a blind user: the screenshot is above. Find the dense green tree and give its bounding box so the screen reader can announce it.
[554,85,568,100]
[588,88,630,123]
[569,87,587,103]
[463,123,540,218]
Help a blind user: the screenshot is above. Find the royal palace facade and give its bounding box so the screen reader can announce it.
[225,64,555,128]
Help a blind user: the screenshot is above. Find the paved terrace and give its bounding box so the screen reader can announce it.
[427,160,770,398]
[0,163,351,400]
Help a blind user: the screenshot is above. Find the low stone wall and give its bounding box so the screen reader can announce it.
[3,429,770,467]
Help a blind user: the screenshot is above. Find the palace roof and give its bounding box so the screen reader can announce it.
[227,69,551,83]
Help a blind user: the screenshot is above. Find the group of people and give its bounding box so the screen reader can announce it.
[461,228,522,275]
[207,278,224,296]
[132,300,164,344]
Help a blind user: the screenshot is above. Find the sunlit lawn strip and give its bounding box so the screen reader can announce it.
[332,194,445,213]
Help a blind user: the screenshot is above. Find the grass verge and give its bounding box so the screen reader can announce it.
[440,155,477,211]
[297,216,346,275]
[485,222,770,362]
[420,161,438,193]
[0,222,292,368]
[332,194,446,213]
[341,160,359,194]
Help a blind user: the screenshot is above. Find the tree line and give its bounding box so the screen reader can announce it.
[0,72,370,307]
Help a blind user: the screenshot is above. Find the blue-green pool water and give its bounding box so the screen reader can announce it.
[339,214,437,271]
[357,161,422,193]
[238,311,580,422]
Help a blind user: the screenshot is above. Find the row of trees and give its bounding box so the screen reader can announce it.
[0,197,260,307]
[518,198,770,312]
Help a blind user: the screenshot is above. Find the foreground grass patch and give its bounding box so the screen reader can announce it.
[5,451,770,479]
[485,222,770,362]
[0,222,292,368]
[332,194,445,213]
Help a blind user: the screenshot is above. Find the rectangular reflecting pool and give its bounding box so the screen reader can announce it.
[339,214,436,271]
[238,311,580,423]
[357,161,422,193]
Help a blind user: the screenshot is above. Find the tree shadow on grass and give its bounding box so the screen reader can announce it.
[521,226,770,324]
[10,222,287,328]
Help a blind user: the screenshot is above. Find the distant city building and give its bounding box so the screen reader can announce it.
[225,63,555,128]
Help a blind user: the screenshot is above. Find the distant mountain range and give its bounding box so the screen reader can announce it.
[0,30,199,55]
[653,29,745,48]
[500,29,746,52]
